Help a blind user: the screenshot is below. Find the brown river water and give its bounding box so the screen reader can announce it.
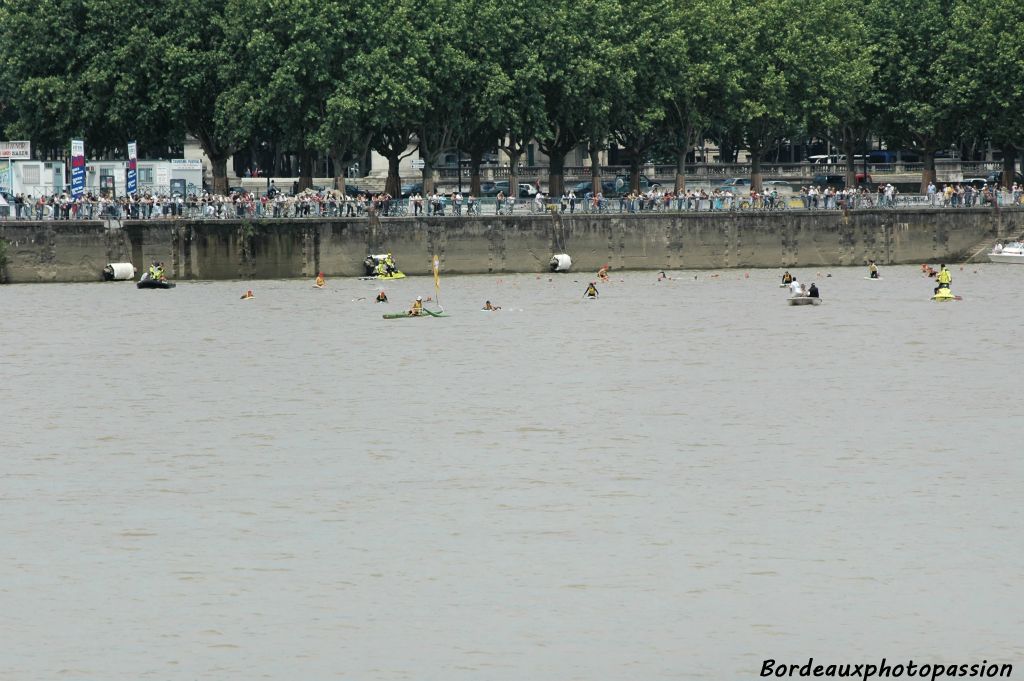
[1,264,1021,680]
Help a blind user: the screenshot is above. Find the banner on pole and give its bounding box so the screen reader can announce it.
[70,139,85,198]
[126,141,138,195]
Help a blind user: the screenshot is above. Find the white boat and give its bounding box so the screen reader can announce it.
[988,241,1024,263]
[788,296,822,306]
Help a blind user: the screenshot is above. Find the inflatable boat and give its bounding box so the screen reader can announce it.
[137,273,176,289]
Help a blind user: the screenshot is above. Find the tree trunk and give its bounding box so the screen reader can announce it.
[210,156,228,195]
[298,149,313,192]
[422,161,435,196]
[750,150,763,193]
[469,149,483,196]
[589,146,601,198]
[385,154,401,198]
[920,148,936,194]
[1001,144,1016,188]
[507,149,521,201]
[675,148,687,192]
[629,152,641,193]
[331,148,348,192]
[547,151,566,197]
[842,128,856,188]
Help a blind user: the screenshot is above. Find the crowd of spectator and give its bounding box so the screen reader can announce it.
[2,181,1022,221]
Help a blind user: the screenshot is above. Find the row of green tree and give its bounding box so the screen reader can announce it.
[1,0,1021,195]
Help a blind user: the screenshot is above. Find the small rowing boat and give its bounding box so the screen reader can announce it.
[383,308,447,319]
[788,296,821,306]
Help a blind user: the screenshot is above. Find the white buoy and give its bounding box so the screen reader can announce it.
[549,254,572,272]
[103,262,136,281]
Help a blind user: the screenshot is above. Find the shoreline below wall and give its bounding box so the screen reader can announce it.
[1,209,1019,284]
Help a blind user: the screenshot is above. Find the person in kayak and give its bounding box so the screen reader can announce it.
[376,290,388,303]
[782,270,794,284]
[584,282,599,298]
[240,289,254,300]
[808,283,819,298]
[315,272,326,287]
[868,260,879,278]
[934,264,952,293]
[409,295,423,315]
[597,264,610,282]
[483,301,501,310]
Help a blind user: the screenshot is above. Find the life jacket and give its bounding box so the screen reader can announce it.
[938,269,951,284]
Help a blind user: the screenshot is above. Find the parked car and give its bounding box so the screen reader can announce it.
[812,173,873,189]
[867,150,920,164]
[478,180,536,198]
[570,179,622,196]
[400,182,423,198]
[985,171,1024,186]
[719,178,751,193]
[573,175,660,196]
[763,180,795,195]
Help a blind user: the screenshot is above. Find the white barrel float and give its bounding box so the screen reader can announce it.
[549,254,572,272]
[103,262,137,281]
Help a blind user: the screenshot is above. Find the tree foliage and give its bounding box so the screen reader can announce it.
[0,0,1019,193]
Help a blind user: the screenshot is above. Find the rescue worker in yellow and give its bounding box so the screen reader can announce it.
[384,253,396,275]
[375,260,388,277]
[408,295,424,315]
[868,260,879,279]
[935,264,952,293]
[583,282,599,298]
[782,270,794,284]
[148,261,160,280]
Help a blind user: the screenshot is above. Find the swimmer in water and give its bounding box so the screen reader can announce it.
[240,289,254,300]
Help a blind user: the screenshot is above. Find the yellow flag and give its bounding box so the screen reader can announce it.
[432,255,440,291]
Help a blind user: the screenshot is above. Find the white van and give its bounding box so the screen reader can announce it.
[807,155,844,164]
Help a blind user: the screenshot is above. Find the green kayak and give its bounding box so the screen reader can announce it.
[383,309,448,319]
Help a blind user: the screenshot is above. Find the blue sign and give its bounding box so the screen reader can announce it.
[126,141,137,195]
[70,139,85,198]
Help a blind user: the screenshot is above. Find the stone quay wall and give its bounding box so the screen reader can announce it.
[1,209,1020,283]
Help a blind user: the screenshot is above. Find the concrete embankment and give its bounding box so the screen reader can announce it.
[1,209,1020,283]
